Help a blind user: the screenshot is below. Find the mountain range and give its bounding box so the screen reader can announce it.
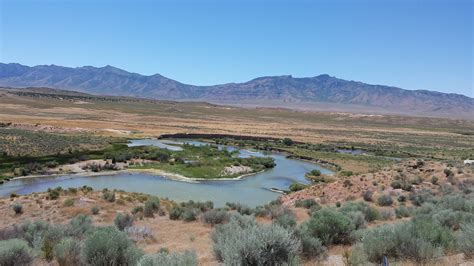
[0,63,472,119]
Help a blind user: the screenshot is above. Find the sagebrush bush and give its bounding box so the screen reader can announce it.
[63,198,74,207]
[182,208,199,222]
[377,194,393,206]
[138,250,198,266]
[0,238,33,266]
[202,209,229,226]
[361,218,455,263]
[295,198,318,209]
[18,220,49,245]
[53,237,81,266]
[91,206,100,215]
[273,212,297,229]
[143,197,160,218]
[339,201,380,222]
[69,214,93,238]
[298,233,326,259]
[458,222,474,257]
[362,190,373,202]
[395,205,411,218]
[169,206,184,220]
[114,213,134,231]
[81,226,143,266]
[300,208,354,246]
[212,214,300,265]
[379,208,395,221]
[344,211,367,230]
[12,203,23,214]
[42,225,67,261]
[102,190,115,202]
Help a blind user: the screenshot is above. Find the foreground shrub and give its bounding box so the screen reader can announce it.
[114,213,134,231]
[458,222,474,257]
[361,218,455,263]
[339,201,380,222]
[202,209,229,226]
[299,234,326,259]
[273,212,297,229]
[69,214,93,237]
[212,214,300,265]
[11,203,23,214]
[0,238,33,266]
[395,205,411,218]
[138,250,198,266]
[42,225,67,261]
[303,208,354,246]
[53,237,81,266]
[82,226,143,266]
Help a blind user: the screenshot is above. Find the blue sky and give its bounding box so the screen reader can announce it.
[0,0,472,97]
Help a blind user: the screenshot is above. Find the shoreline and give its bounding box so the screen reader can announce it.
[8,168,267,184]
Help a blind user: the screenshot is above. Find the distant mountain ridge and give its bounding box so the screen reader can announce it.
[0,63,472,119]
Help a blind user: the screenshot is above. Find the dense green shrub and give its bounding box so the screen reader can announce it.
[169,206,184,220]
[91,206,100,215]
[12,203,23,214]
[212,214,300,265]
[81,226,143,266]
[47,188,60,200]
[289,183,307,192]
[114,213,134,231]
[306,169,321,177]
[282,138,294,146]
[138,250,198,266]
[302,208,354,246]
[295,198,318,209]
[53,237,81,266]
[377,194,393,206]
[182,208,199,222]
[458,222,474,257]
[0,238,33,266]
[202,209,229,226]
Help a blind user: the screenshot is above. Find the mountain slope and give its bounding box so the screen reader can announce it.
[0,63,472,118]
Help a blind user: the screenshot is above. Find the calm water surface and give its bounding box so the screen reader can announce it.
[0,139,333,207]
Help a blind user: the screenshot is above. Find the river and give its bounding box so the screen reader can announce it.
[0,139,333,207]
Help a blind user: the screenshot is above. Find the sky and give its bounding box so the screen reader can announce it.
[0,0,472,97]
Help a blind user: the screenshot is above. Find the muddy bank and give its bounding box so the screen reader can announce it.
[158,133,302,144]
